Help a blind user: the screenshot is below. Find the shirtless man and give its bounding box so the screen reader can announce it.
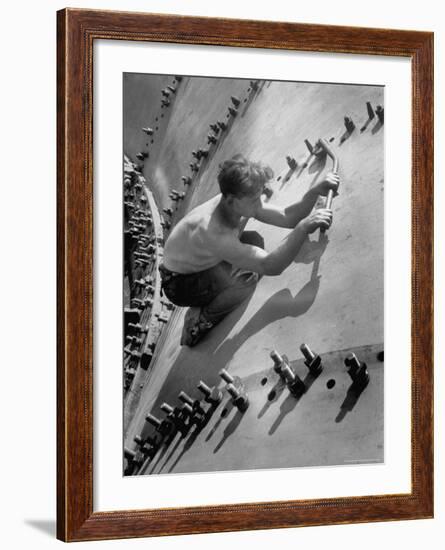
[160,154,339,346]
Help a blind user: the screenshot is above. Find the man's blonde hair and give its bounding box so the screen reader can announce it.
[218,154,273,198]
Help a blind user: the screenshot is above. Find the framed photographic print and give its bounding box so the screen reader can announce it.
[57,8,434,542]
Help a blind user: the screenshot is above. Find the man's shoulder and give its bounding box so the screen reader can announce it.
[180,195,217,223]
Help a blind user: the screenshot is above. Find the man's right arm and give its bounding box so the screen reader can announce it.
[213,209,332,276]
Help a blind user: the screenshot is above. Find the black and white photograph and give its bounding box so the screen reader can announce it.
[1,0,439,546]
[122,73,384,476]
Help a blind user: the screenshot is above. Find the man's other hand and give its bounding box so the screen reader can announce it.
[300,208,333,234]
[312,172,340,197]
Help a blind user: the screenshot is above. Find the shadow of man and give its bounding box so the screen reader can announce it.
[213,276,321,373]
[139,234,327,468]
[145,232,327,417]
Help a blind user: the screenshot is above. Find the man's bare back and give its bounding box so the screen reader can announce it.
[163,194,242,274]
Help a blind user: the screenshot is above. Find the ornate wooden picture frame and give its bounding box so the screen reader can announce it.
[57,8,433,542]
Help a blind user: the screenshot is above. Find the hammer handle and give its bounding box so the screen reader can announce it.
[325,151,339,210]
[317,139,339,233]
[325,189,334,210]
[320,191,334,234]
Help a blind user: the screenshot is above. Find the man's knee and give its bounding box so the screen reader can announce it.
[239,230,265,250]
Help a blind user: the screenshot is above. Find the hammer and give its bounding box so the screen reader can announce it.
[316,138,340,232]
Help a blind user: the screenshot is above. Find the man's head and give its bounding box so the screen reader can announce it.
[217,155,274,217]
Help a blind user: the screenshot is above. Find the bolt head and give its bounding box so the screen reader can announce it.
[233,395,249,412]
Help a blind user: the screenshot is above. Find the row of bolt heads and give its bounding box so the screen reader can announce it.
[126,344,370,465]
[124,78,183,188]
[125,197,159,257]
[150,93,249,237]
[126,289,174,330]
[161,87,258,188]
[144,94,382,184]
[126,368,252,464]
[124,197,150,239]
[137,77,184,155]
[285,102,384,170]
[343,102,383,136]
[141,80,255,182]
[142,82,257,139]
[270,345,370,397]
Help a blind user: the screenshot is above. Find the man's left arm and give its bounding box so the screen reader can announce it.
[255,172,340,229]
